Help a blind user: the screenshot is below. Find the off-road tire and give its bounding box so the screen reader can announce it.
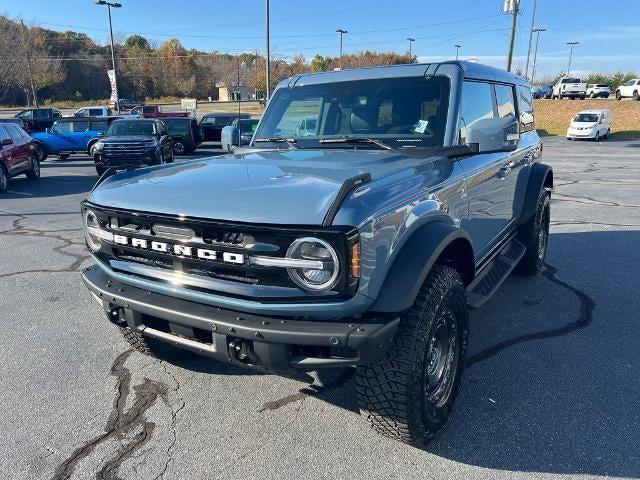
[356,264,468,447]
[0,165,8,193]
[119,324,194,361]
[172,139,186,155]
[515,189,550,275]
[26,154,40,180]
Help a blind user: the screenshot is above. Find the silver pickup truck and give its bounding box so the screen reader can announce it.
[552,77,587,99]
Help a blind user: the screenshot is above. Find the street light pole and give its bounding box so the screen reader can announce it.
[566,41,579,76]
[265,0,271,101]
[524,0,538,79]
[506,0,520,71]
[95,1,121,111]
[336,29,347,69]
[454,44,461,60]
[530,28,546,86]
[407,37,415,63]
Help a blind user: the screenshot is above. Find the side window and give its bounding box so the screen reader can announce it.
[72,121,89,132]
[75,109,87,117]
[89,108,103,116]
[6,125,23,141]
[91,121,108,131]
[494,84,516,118]
[516,85,535,132]
[459,81,494,144]
[18,110,33,119]
[0,125,10,142]
[52,122,71,134]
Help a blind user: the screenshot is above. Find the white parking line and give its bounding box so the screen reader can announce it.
[6,190,33,196]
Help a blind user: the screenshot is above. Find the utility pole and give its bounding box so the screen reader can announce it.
[237,60,241,147]
[566,41,579,76]
[407,37,415,62]
[95,1,121,110]
[454,44,461,60]
[530,28,546,86]
[505,0,520,72]
[265,0,271,101]
[336,29,348,69]
[524,0,538,79]
[20,20,38,107]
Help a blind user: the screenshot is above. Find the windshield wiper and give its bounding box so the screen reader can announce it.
[318,136,393,150]
[253,137,298,149]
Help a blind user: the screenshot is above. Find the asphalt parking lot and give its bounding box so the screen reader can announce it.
[1,136,639,480]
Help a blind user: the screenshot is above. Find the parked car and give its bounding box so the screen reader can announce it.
[552,77,587,99]
[128,105,190,119]
[73,106,112,117]
[220,118,260,151]
[566,109,612,141]
[532,84,552,99]
[162,117,203,155]
[81,61,552,447]
[92,118,173,175]
[586,84,611,99]
[199,113,250,142]
[109,98,142,111]
[30,116,120,161]
[14,108,62,133]
[615,79,640,101]
[0,117,28,130]
[0,123,40,193]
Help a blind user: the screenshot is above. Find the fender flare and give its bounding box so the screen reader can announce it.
[370,222,474,313]
[518,162,553,225]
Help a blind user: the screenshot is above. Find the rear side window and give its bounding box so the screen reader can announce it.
[494,84,516,118]
[89,108,103,116]
[72,121,89,132]
[459,81,494,144]
[0,125,12,142]
[516,85,535,132]
[90,121,108,131]
[6,125,23,141]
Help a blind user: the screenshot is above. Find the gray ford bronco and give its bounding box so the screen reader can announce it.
[81,61,552,446]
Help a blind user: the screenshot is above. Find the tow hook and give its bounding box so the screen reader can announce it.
[228,338,253,364]
[108,306,127,326]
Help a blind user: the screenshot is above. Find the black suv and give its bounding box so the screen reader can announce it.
[92,119,173,175]
[162,117,203,155]
[200,113,250,142]
[14,108,62,133]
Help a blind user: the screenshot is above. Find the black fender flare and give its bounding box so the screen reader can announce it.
[517,162,553,225]
[370,221,474,313]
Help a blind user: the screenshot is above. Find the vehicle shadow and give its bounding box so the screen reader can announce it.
[3,174,97,199]
[241,230,639,477]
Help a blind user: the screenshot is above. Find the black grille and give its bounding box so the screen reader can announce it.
[103,142,148,157]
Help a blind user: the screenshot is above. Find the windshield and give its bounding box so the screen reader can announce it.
[561,78,581,83]
[107,121,157,136]
[574,114,599,123]
[254,76,449,149]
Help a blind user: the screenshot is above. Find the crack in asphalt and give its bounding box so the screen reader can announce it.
[552,192,640,208]
[466,262,596,366]
[258,368,356,413]
[0,215,89,278]
[551,220,640,228]
[51,350,169,480]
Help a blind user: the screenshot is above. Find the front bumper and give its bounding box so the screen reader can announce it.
[94,150,161,169]
[82,265,399,373]
[567,129,596,139]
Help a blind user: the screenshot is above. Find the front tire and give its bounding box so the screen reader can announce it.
[0,165,8,193]
[616,90,622,100]
[356,264,468,447]
[515,189,550,275]
[172,139,186,155]
[634,91,639,101]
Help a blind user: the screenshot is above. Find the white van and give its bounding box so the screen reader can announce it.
[73,106,111,117]
[566,109,612,141]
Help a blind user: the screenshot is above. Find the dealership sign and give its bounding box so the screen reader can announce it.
[107,69,117,101]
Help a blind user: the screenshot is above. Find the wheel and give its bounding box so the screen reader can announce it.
[594,131,600,142]
[580,96,585,100]
[589,92,595,98]
[605,128,610,139]
[515,189,550,275]
[117,323,194,361]
[25,154,40,180]
[95,165,106,176]
[58,153,70,160]
[33,142,46,162]
[356,264,468,447]
[0,165,7,193]
[172,139,186,155]
[616,90,622,100]
[634,91,639,101]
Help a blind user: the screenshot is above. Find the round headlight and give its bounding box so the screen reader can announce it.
[84,209,102,252]
[93,140,104,152]
[286,237,339,292]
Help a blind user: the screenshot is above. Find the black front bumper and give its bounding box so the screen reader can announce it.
[81,265,399,373]
[94,152,161,169]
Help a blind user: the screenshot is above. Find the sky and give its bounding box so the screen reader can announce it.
[2,0,639,79]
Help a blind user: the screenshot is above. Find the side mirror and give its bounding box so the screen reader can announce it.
[2,138,13,146]
[221,125,239,153]
[464,116,519,153]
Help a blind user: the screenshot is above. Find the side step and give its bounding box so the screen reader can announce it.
[466,238,526,309]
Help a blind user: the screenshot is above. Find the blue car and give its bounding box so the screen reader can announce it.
[31,116,120,161]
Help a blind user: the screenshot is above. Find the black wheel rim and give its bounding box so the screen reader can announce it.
[538,202,550,264]
[174,142,184,154]
[423,307,459,410]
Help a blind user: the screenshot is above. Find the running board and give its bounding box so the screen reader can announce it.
[466,238,526,309]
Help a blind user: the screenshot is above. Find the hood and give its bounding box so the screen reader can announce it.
[102,135,156,143]
[88,149,443,225]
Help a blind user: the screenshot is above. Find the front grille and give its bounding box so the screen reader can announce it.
[103,142,148,157]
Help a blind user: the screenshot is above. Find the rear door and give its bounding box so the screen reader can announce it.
[0,125,18,174]
[458,80,513,261]
[5,124,30,171]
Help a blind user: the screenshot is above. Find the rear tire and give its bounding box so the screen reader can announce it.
[634,91,639,101]
[95,165,106,176]
[0,165,8,193]
[172,139,186,155]
[33,142,46,162]
[356,264,468,447]
[515,189,550,276]
[616,90,622,100]
[26,154,40,180]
